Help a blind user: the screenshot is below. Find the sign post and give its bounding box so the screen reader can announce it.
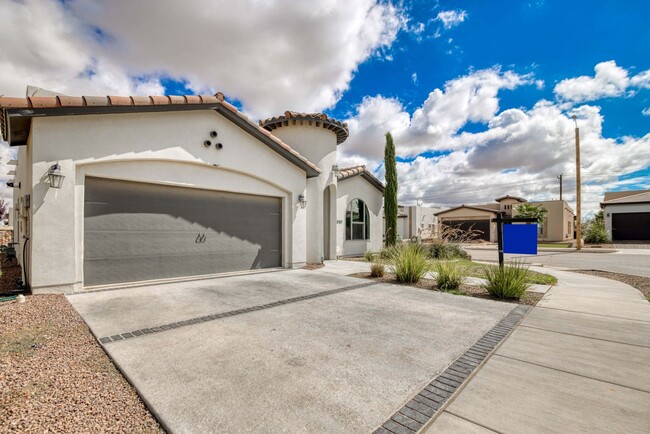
[491,214,539,267]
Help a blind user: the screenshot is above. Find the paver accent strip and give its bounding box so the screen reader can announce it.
[98,282,379,344]
[373,305,529,434]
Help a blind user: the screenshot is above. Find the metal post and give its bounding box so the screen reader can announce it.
[557,174,563,200]
[496,213,504,267]
[573,116,582,250]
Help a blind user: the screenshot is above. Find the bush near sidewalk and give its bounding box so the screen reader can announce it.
[434,261,466,291]
[387,243,430,283]
[482,261,532,299]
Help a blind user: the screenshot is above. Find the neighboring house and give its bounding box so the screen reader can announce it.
[388,205,442,240]
[435,196,574,242]
[1,93,384,293]
[601,190,650,241]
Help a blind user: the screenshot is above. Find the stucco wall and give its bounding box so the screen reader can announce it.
[525,200,574,241]
[24,109,308,292]
[270,125,337,263]
[336,176,383,256]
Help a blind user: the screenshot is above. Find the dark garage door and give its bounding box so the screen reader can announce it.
[84,177,282,286]
[442,219,490,242]
[612,212,650,241]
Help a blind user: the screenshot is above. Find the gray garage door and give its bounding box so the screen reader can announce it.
[442,220,491,241]
[84,177,282,286]
[612,212,650,241]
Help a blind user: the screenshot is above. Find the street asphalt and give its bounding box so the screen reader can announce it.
[466,248,650,277]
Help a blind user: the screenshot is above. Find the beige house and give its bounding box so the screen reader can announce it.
[435,196,574,242]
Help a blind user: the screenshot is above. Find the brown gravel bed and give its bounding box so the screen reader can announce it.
[302,263,325,270]
[573,270,650,300]
[349,272,542,306]
[0,295,163,433]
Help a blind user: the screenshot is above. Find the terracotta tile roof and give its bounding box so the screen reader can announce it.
[336,165,385,193]
[0,93,321,177]
[602,190,650,205]
[259,111,349,144]
[494,195,527,203]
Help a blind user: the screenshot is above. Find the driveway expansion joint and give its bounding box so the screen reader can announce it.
[373,305,529,434]
[97,281,379,344]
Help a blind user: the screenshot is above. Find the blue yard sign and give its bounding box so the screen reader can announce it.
[503,224,538,255]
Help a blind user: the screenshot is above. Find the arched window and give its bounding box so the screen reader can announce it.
[346,199,370,240]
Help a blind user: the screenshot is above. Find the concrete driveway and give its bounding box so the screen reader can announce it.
[68,268,514,433]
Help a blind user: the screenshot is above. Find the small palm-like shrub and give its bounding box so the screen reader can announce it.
[482,261,531,299]
[363,250,376,262]
[434,261,466,291]
[370,261,385,277]
[584,219,610,244]
[387,243,430,283]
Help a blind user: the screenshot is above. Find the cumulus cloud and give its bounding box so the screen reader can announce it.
[0,0,406,119]
[341,66,650,215]
[435,10,467,29]
[554,60,650,103]
[340,67,534,163]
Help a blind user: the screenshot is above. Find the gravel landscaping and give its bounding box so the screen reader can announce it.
[349,272,543,306]
[0,295,162,433]
[574,270,650,301]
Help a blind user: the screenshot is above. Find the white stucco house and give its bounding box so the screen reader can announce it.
[601,190,650,241]
[1,92,384,293]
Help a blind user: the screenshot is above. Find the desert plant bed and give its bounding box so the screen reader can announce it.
[461,261,557,285]
[349,272,542,306]
[0,295,162,433]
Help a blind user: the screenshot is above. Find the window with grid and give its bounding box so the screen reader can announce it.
[346,199,370,240]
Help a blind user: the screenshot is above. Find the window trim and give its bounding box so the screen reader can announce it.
[346,198,370,241]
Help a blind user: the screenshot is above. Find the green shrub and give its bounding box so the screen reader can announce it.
[434,261,466,291]
[584,218,610,244]
[482,261,531,299]
[387,244,430,283]
[370,261,385,277]
[363,250,376,262]
[428,241,471,260]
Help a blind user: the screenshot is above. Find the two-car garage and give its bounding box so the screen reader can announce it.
[84,177,282,286]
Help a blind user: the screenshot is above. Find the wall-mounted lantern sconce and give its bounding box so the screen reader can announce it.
[332,164,340,176]
[47,162,65,189]
[298,194,307,209]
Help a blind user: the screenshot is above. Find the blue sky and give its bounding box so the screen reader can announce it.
[1,0,649,214]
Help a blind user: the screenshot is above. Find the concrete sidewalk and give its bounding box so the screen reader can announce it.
[423,268,650,433]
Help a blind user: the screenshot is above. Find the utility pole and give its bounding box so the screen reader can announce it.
[557,174,563,200]
[572,115,582,250]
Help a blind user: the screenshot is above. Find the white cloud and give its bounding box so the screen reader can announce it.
[642,107,650,116]
[341,66,650,215]
[0,0,406,119]
[435,10,468,29]
[340,67,534,163]
[554,60,650,103]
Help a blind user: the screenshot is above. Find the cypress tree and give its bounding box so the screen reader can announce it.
[384,132,398,246]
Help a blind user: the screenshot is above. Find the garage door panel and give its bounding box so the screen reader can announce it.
[612,212,650,241]
[84,177,282,286]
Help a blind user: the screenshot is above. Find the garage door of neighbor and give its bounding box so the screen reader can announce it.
[84,177,282,286]
[442,220,491,241]
[612,212,650,241]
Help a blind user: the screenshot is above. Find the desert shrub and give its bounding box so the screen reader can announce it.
[482,261,531,299]
[363,250,376,262]
[387,243,430,283]
[584,216,610,244]
[434,261,466,291]
[370,261,385,277]
[428,241,471,260]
